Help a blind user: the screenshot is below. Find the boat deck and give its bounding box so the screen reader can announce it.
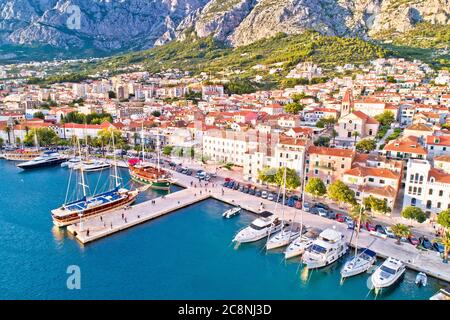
[67,167,450,283]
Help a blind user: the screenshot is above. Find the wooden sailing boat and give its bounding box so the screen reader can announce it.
[128,124,172,190]
[51,132,139,227]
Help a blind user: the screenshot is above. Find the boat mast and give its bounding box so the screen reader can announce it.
[141,121,145,163]
[77,137,88,198]
[111,128,120,188]
[281,163,287,227]
[354,192,364,257]
[156,130,161,173]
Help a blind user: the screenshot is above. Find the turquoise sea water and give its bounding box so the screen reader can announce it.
[0,159,446,299]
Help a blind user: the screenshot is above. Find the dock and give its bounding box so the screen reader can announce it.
[66,168,450,283]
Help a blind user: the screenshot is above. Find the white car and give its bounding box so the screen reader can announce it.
[385,227,396,239]
[317,208,329,217]
[267,193,274,201]
[261,191,268,199]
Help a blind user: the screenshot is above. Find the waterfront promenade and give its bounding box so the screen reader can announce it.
[67,167,450,283]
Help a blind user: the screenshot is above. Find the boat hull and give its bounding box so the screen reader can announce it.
[17,158,66,169]
[130,170,171,190]
[52,191,138,227]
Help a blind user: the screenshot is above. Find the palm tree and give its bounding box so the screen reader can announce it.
[435,231,450,263]
[348,204,372,252]
[4,126,11,144]
[391,223,411,245]
[331,129,338,145]
[352,131,360,145]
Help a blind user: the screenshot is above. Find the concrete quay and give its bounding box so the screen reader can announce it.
[66,168,450,283]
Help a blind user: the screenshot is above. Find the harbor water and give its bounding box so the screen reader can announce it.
[0,159,446,299]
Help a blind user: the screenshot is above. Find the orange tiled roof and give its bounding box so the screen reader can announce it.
[429,168,450,183]
[383,136,428,155]
[307,146,355,158]
[426,135,450,146]
[344,166,400,180]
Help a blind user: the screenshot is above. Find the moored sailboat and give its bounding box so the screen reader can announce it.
[51,133,139,227]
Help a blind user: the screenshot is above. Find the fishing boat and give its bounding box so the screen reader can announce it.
[284,228,321,259]
[266,222,302,250]
[302,228,348,269]
[415,272,428,287]
[370,257,405,290]
[128,127,172,190]
[222,206,241,218]
[51,135,139,227]
[340,248,377,278]
[232,211,282,243]
[16,151,66,169]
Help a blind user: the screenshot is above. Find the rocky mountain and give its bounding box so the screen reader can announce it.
[0,0,448,57]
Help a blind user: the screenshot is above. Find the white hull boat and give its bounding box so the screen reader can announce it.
[233,212,282,243]
[61,157,81,168]
[223,207,241,218]
[74,160,111,172]
[340,248,377,278]
[284,228,321,259]
[266,223,302,250]
[371,257,405,291]
[302,228,348,269]
[415,272,427,287]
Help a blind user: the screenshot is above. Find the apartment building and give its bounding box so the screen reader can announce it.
[403,159,450,217]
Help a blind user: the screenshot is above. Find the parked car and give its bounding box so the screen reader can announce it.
[420,237,433,250]
[335,213,346,223]
[365,222,376,232]
[408,235,420,246]
[433,242,445,254]
[227,181,235,189]
[375,225,387,235]
[255,189,262,197]
[185,169,193,176]
[204,175,211,181]
[302,203,311,212]
[243,186,249,193]
[233,183,240,190]
[176,167,184,173]
[317,208,329,217]
[384,227,396,239]
[314,203,329,210]
[261,191,268,199]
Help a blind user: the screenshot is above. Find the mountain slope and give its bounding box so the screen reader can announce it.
[0,0,448,61]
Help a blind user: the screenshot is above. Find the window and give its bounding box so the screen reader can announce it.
[368,177,374,182]
[379,179,385,184]
[439,190,443,197]
[426,200,432,209]
[314,169,318,175]
[437,202,441,209]
[411,198,416,206]
[429,189,433,195]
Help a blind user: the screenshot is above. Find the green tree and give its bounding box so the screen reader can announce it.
[162,145,174,156]
[108,91,117,99]
[305,177,327,200]
[352,131,360,144]
[401,206,427,224]
[356,138,376,153]
[0,137,3,149]
[33,111,45,120]
[151,110,162,117]
[391,223,411,244]
[274,167,301,190]
[24,128,58,147]
[258,167,277,185]
[284,102,303,114]
[435,231,450,262]
[314,136,330,147]
[327,180,357,206]
[97,128,124,152]
[364,196,391,215]
[438,209,450,230]
[316,117,336,129]
[375,111,395,127]
[3,126,11,144]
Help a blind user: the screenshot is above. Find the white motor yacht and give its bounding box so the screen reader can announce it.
[61,157,82,168]
[16,151,66,169]
[74,160,111,172]
[266,222,302,250]
[232,211,282,243]
[302,228,348,269]
[284,228,321,259]
[222,207,241,218]
[340,248,377,278]
[370,257,405,290]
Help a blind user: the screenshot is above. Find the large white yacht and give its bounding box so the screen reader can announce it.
[266,222,302,250]
[370,257,405,290]
[16,151,66,169]
[302,228,348,269]
[284,228,321,259]
[232,211,282,243]
[340,248,377,278]
[74,160,111,172]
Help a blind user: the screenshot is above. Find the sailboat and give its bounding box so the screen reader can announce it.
[266,167,302,250]
[51,133,139,227]
[340,202,376,278]
[128,126,172,190]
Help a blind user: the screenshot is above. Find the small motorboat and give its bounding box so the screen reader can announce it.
[222,206,241,218]
[232,211,282,243]
[415,272,428,287]
[371,257,405,291]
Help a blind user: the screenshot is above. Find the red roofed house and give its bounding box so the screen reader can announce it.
[56,121,117,140]
[335,111,379,146]
[426,135,450,159]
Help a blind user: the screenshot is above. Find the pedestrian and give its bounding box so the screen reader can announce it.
[110,222,113,229]
[125,218,127,223]
[121,213,124,219]
[100,216,103,222]
[200,190,202,195]
[87,229,90,236]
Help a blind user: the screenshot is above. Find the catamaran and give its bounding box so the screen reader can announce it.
[128,126,172,190]
[302,228,348,269]
[51,134,139,227]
